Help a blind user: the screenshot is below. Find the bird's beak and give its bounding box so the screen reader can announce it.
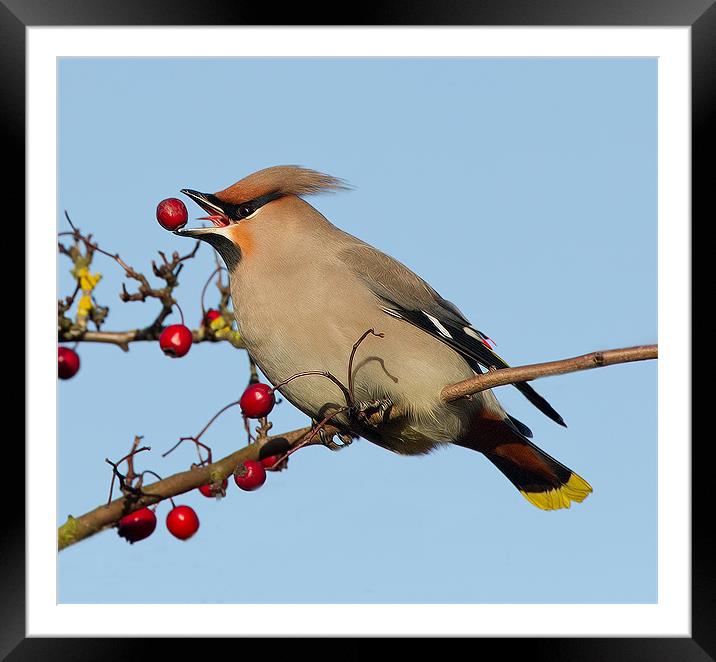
[173,225,221,239]
[175,188,231,238]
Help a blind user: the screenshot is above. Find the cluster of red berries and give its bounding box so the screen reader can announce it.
[117,503,200,543]
[79,201,287,547]
[232,382,279,490]
[117,454,278,545]
[118,381,280,545]
[198,454,279,498]
[200,382,278,494]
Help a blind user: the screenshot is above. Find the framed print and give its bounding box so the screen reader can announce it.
[7,0,707,658]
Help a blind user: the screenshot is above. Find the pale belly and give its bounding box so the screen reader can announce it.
[230,269,493,451]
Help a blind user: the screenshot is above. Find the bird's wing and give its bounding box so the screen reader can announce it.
[340,242,566,427]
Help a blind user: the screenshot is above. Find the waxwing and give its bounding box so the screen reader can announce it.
[177,166,591,510]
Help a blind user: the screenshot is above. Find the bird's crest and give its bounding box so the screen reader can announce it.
[214,166,349,205]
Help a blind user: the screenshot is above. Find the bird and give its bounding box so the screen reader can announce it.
[176,165,592,510]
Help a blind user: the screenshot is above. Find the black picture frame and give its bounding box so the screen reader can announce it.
[6,0,704,658]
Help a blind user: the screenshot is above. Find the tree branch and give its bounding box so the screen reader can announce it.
[58,343,657,551]
[58,425,325,551]
[58,326,245,352]
[440,344,657,402]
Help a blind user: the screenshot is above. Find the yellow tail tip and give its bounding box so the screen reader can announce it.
[520,473,593,511]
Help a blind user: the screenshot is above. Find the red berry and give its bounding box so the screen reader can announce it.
[198,478,228,498]
[159,324,193,358]
[261,454,281,469]
[166,505,200,540]
[239,383,275,418]
[117,507,157,544]
[202,309,222,326]
[58,346,81,380]
[156,198,188,231]
[234,460,266,491]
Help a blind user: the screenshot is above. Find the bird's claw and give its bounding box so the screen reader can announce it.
[322,432,354,451]
[311,423,355,451]
[351,397,393,423]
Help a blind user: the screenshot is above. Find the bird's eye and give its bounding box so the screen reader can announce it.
[227,202,256,222]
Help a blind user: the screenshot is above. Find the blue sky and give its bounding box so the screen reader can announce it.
[58,57,657,603]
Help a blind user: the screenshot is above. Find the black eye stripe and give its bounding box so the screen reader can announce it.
[228,192,281,221]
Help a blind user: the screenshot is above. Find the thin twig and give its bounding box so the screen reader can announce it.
[441,344,658,402]
[347,328,384,399]
[273,370,353,406]
[162,399,242,463]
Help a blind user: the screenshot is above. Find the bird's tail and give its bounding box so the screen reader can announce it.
[459,416,592,510]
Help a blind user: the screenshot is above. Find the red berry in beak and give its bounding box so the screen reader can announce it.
[233,460,266,491]
[156,198,189,231]
[58,346,81,380]
[166,505,200,540]
[117,507,157,544]
[159,324,193,358]
[239,383,275,419]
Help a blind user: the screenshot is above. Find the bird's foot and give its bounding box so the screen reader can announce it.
[311,420,355,451]
[349,397,393,424]
[323,432,355,451]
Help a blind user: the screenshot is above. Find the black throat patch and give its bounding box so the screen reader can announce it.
[200,233,241,272]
